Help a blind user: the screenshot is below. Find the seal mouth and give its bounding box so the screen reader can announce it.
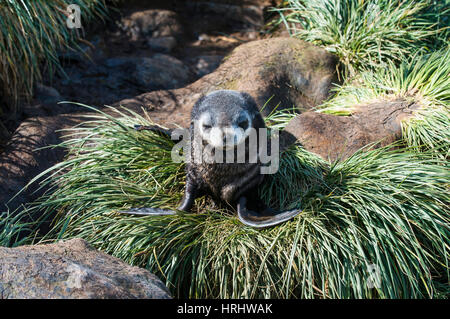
[211,137,244,150]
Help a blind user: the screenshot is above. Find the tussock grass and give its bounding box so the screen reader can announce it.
[2,0,448,299]
[274,0,448,76]
[0,0,113,123]
[404,108,450,158]
[15,105,450,298]
[318,48,450,157]
[0,210,35,247]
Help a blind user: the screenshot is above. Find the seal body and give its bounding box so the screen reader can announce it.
[179,90,266,208]
[122,90,301,228]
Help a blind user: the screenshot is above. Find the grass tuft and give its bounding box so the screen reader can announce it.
[0,0,114,129]
[274,0,449,77]
[0,210,35,247]
[15,105,450,298]
[317,48,450,157]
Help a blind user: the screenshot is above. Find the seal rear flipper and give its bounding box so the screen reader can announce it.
[237,197,300,228]
[177,179,198,211]
[118,207,177,216]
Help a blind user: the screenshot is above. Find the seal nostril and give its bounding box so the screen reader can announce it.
[238,120,249,130]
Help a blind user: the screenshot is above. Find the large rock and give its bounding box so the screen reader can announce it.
[115,37,340,127]
[146,36,177,53]
[33,83,61,106]
[132,54,191,90]
[104,55,192,91]
[281,99,421,161]
[120,9,183,41]
[0,238,171,299]
[191,55,224,77]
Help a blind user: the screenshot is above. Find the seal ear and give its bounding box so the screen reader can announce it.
[239,92,258,112]
[238,92,265,127]
[190,95,207,123]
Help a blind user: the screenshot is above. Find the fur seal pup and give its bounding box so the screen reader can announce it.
[120,90,300,228]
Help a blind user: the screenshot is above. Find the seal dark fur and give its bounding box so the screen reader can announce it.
[122,90,300,228]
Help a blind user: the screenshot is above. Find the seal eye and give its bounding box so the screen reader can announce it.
[203,124,212,130]
[238,120,248,130]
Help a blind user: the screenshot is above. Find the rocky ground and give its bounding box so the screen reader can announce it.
[0,0,421,214]
[1,0,280,212]
[0,0,284,299]
[0,0,425,298]
[32,0,277,112]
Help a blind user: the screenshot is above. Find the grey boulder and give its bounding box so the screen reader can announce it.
[0,238,171,299]
[120,9,182,41]
[132,54,191,90]
[103,54,191,91]
[147,36,177,53]
[33,83,61,105]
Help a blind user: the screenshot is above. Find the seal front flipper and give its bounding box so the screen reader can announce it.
[118,180,199,216]
[237,197,300,228]
[118,207,177,216]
